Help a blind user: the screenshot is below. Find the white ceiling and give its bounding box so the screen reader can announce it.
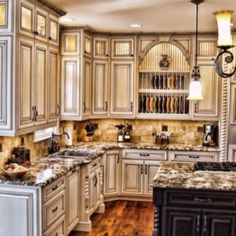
[49,0,236,33]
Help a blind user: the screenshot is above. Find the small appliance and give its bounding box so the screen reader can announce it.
[202,124,218,147]
[11,147,30,165]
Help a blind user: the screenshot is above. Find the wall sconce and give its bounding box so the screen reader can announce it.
[214,10,236,78]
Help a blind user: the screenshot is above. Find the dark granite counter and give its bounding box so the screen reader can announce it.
[153,162,236,191]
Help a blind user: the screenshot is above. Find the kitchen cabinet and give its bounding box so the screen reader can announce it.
[153,188,236,236]
[0,185,41,236]
[121,149,166,198]
[61,32,80,55]
[18,37,48,130]
[0,36,12,132]
[103,150,120,197]
[48,14,59,45]
[0,0,12,33]
[111,37,134,59]
[169,151,219,162]
[84,33,92,57]
[93,36,109,59]
[48,46,60,123]
[61,57,80,120]
[92,60,109,116]
[193,37,220,120]
[110,61,134,116]
[66,168,80,234]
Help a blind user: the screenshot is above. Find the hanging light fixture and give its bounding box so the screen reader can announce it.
[214,10,236,78]
[187,0,203,100]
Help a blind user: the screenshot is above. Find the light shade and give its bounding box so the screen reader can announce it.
[214,10,233,47]
[187,80,203,100]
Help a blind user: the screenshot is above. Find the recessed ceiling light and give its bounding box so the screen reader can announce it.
[129,23,142,28]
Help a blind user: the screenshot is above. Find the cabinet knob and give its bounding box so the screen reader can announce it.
[140,165,143,174]
[48,36,52,40]
[130,102,133,112]
[52,206,58,213]
[105,101,108,112]
[33,31,39,35]
[189,155,199,159]
[202,215,208,233]
[196,215,200,232]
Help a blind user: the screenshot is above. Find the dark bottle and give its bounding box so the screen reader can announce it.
[176,74,180,89]
[142,96,146,113]
[138,96,142,113]
[185,97,189,114]
[151,75,156,89]
[162,96,167,113]
[155,96,159,114]
[124,123,131,142]
[180,75,185,89]
[158,96,162,113]
[155,75,159,89]
[175,96,179,114]
[159,75,163,89]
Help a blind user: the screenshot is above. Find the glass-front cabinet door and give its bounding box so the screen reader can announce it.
[35,7,47,41]
[0,0,12,33]
[19,0,34,37]
[49,14,59,45]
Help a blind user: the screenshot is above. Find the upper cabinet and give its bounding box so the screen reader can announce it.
[61,32,80,55]
[193,36,220,120]
[0,0,12,33]
[84,33,92,57]
[111,38,134,59]
[19,0,60,45]
[0,0,65,136]
[93,37,109,59]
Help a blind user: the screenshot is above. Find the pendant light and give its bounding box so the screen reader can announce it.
[213,10,236,78]
[187,0,203,100]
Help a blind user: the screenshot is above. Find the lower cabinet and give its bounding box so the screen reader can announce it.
[121,159,161,197]
[153,188,236,236]
[66,168,80,234]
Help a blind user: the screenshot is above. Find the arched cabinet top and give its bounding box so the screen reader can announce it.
[139,36,191,71]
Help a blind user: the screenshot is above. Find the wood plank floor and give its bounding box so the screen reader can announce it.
[69,201,154,236]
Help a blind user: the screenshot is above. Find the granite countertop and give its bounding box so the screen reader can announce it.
[0,141,219,188]
[74,141,220,152]
[153,162,236,191]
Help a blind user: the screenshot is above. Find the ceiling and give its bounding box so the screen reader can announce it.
[48,0,236,33]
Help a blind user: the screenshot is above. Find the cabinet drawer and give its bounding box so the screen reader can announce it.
[169,151,218,162]
[123,149,167,161]
[43,215,66,236]
[165,190,236,209]
[89,156,102,173]
[43,190,66,231]
[43,176,65,202]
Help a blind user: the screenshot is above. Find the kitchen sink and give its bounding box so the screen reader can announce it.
[56,149,94,158]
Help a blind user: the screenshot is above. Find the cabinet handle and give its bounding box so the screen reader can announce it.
[196,215,200,232]
[139,153,150,157]
[189,155,199,159]
[140,165,143,174]
[32,106,36,121]
[71,168,77,173]
[52,185,58,191]
[194,197,212,203]
[56,104,61,116]
[105,101,108,112]
[52,206,58,213]
[35,107,38,121]
[117,155,119,163]
[33,31,39,35]
[145,165,148,175]
[93,162,97,167]
[130,102,133,112]
[94,175,98,186]
[83,102,86,113]
[202,215,208,233]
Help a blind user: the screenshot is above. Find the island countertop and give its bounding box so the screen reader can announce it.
[153,161,236,191]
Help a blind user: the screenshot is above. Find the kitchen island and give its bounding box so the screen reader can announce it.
[152,162,236,236]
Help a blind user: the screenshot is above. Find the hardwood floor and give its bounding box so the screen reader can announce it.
[69,201,154,236]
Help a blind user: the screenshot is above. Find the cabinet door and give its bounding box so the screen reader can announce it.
[111,38,134,59]
[93,37,109,59]
[19,0,34,38]
[121,159,143,195]
[18,37,34,129]
[35,6,48,42]
[203,210,236,236]
[92,60,108,115]
[143,161,160,196]
[67,169,79,234]
[48,14,59,45]
[164,208,201,236]
[0,0,12,33]
[61,58,80,119]
[230,84,236,124]
[82,58,92,118]
[61,32,80,55]
[88,171,95,213]
[0,37,12,132]
[193,61,219,120]
[94,167,102,209]
[34,41,47,125]
[111,61,134,116]
[48,46,59,123]
[84,33,92,57]
[103,151,120,196]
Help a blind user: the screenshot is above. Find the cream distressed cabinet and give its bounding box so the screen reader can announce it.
[193,36,220,120]
[0,0,64,136]
[110,37,135,117]
[121,149,167,199]
[103,150,120,198]
[92,36,109,116]
[61,30,92,120]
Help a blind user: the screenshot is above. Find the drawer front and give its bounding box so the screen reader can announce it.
[165,190,236,209]
[89,156,102,173]
[170,151,218,162]
[43,176,65,202]
[43,190,66,231]
[43,215,66,236]
[123,149,167,161]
